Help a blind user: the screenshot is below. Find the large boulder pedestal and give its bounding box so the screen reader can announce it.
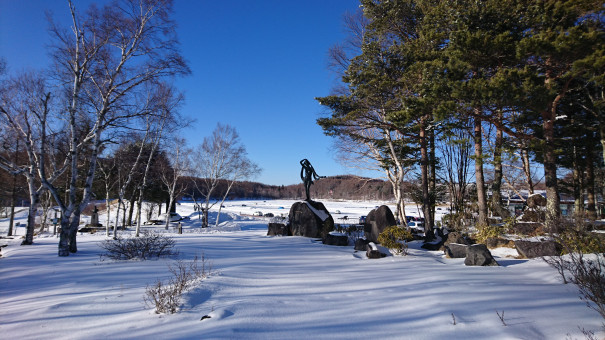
[288,200,334,239]
[364,205,397,243]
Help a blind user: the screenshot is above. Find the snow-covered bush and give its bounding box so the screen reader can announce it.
[545,220,605,324]
[99,231,177,260]
[144,255,211,314]
[378,226,413,255]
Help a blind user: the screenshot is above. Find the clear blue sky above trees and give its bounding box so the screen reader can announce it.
[0,0,368,186]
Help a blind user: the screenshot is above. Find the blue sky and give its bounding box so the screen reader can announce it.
[0,0,379,186]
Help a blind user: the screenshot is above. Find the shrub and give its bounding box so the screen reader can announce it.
[144,254,211,314]
[503,216,516,230]
[544,219,605,325]
[442,211,476,233]
[474,224,506,244]
[346,224,364,243]
[99,231,177,260]
[378,226,414,255]
[558,229,602,254]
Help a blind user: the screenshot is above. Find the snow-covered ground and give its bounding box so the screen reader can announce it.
[0,199,602,339]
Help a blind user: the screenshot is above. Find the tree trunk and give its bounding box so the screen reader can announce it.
[491,118,508,217]
[22,174,41,245]
[386,175,406,226]
[420,120,433,232]
[7,139,19,236]
[58,215,71,257]
[600,125,605,168]
[105,192,111,237]
[113,199,121,239]
[572,145,584,217]
[127,190,136,228]
[542,111,561,228]
[136,188,144,237]
[586,150,596,221]
[8,174,17,237]
[429,128,436,225]
[58,208,80,256]
[474,115,488,226]
[521,146,534,194]
[68,211,80,253]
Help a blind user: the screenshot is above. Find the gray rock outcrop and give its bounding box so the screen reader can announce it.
[465,244,499,266]
[364,205,397,243]
[515,240,561,258]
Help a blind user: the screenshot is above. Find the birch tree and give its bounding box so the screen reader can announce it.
[159,138,190,229]
[133,84,183,236]
[97,156,117,237]
[190,123,261,228]
[0,72,68,245]
[214,141,261,227]
[44,0,189,256]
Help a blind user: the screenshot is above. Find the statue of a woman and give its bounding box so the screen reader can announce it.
[300,159,324,201]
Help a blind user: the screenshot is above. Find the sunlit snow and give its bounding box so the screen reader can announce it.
[0,200,602,339]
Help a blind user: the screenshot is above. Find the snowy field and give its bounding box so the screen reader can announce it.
[1,199,603,339]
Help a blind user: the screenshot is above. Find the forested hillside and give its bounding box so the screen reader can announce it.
[183,175,393,201]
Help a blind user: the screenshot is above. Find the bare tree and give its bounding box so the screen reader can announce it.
[322,117,414,226]
[107,129,155,239]
[190,124,261,228]
[214,142,261,227]
[0,72,67,244]
[134,84,183,237]
[97,156,117,237]
[159,138,190,229]
[437,124,473,216]
[43,0,189,256]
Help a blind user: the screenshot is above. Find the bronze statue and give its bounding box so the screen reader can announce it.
[300,159,325,201]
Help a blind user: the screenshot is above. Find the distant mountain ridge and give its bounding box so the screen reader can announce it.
[185,175,393,201]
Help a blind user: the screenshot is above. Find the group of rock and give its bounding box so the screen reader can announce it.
[267,200,562,266]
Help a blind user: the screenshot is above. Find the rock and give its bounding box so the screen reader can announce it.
[443,231,471,246]
[267,223,290,236]
[421,241,443,251]
[465,244,499,266]
[288,200,334,238]
[323,233,349,246]
[78,226,98,233]
[515,240,562,258]
[354,238,370,251]
[520,210,545,222]
[422,229,444,250]
[527,194,547,209]
[485,237,511,249]
[511,222,544,236]
[366,242,386,259]
[364,205,397,243]
[424,229,437,242]
[366,250,386,258]
[444,243,468,258]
